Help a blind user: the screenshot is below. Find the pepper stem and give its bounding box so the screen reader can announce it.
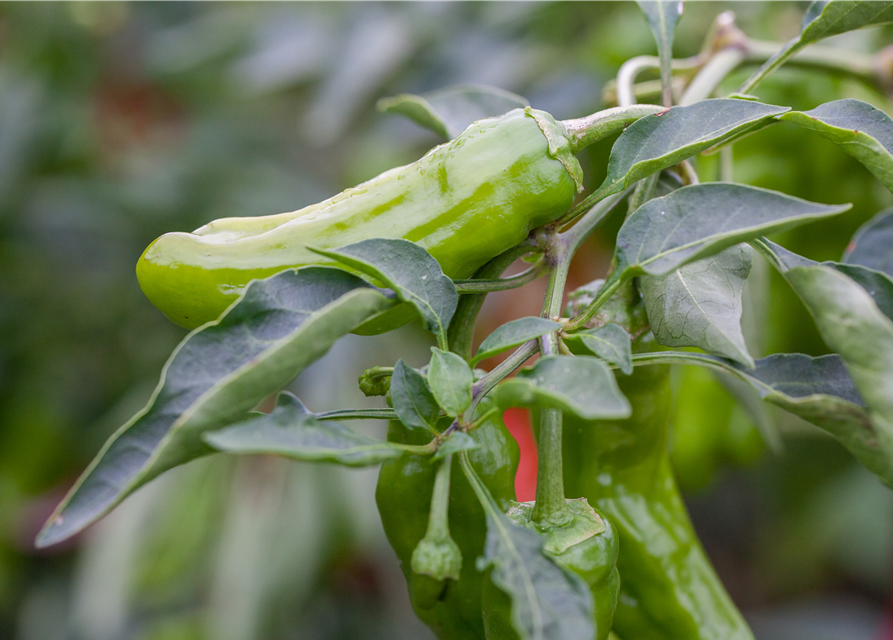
[426,454,454,540]
[561,104,664,154]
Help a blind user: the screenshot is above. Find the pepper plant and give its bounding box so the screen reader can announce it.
[35,2,893,639]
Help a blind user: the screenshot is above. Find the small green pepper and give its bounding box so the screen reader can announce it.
[481,498,621,640]
[376,393,519,639]
[137,108,583,332]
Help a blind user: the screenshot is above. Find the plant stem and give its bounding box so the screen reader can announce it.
[615,55,702,107]
[448,239,536,361]
[466,340,539,419]
[317,408,399,421]
[531,407,571,527]
[426,454,454,539]
[564,273,626,332]
[561,191,627,250]
[454,262,543,293]
[680,46,747,105]
[562,104,664,154]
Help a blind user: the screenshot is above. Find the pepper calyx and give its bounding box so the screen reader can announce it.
[526,107,585,193]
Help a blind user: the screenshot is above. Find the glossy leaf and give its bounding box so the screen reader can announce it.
[639,244,754,366]
[204,392,405,466]
[378,84,528,139]
[563,324,634,375]
[473,317,561,365]
[428,348,473,417]
[637,0,684,106]
[460,455,595,640]
[495,356,631,420]
[843,206,893,275]
[391,359,441,433]
[781,99,893,193]
[35,268,394,547]
[311,238,458,346]
[594,99,788,199]
[615,183,849,277]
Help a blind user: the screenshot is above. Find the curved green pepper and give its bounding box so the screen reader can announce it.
[559,339,754,640]
[376,394,519,639]
[481,497,621,640]
[137,108,582,332]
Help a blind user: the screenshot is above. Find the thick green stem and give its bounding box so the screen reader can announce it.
[465,340,538,420]
[531,408,571,527]
[561,104,664,154]
[426,455,454,539]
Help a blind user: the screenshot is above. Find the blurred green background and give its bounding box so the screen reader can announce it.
[0,3,891,639]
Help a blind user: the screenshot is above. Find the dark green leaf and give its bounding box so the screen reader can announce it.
[433,431,478,461]
[428,348,473,417]
[377,84,528,139]
[495,356,631,420]
[391,359,441,432]
[639,244,754,366]
[473,317,561,365]
[459,456,595,640]
[675,351,893,487]
[781,99,893,193]
[35,268,394,547]
[594,100,789,199]
[563,324,633,375]
[204,392,405,466]
[843,207,893,276]
[311,238,458,346]
[637,0,684,106]
[615,184,849,277]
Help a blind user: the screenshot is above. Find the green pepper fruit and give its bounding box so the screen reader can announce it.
[137,108,583,332]
[558,340,754,640]
[376,394,519,639]
[481,497,621,640]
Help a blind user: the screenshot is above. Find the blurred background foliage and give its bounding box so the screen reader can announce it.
[0,2,891,639]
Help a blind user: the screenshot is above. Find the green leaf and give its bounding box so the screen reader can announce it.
[473,317,562,365]
[428,348,473,417]
[615,183,850,277]
[35,268,394,548]
[740,1,893,92]
[459,455,596,640]
[563,324,634,375]
[311,238,458,346]
[495,356,631,420]
[433,431,479,461]
[671,351,893,486]
[780,99,893,194]
[637,0,684,106]
[758,239,893,323]
[204,392,405,466]
[639,244,754,366]
[377,84,529,139]
[594,99,789,199]
[391,359,441,433]
[843,206,893,276]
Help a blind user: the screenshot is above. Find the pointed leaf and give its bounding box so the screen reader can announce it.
[740,1,893,91]
[35,268,394,547]
[637,0,684,106]
[563,324,634,375]
[495,356,631,420]
[428,348,473,417]
[391,359,441,432]
[204,392,405,466]
[781,99,893,193]
[594,99,789,199]
[683,351,893,487]
[378,84,528,139]
[639,244,754,366]
[311,238,458,345]
[615,183,850,277]
[473,317,562,365]
[459,455,596,640]
[843,207,893,276]
[433,431,478,461]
